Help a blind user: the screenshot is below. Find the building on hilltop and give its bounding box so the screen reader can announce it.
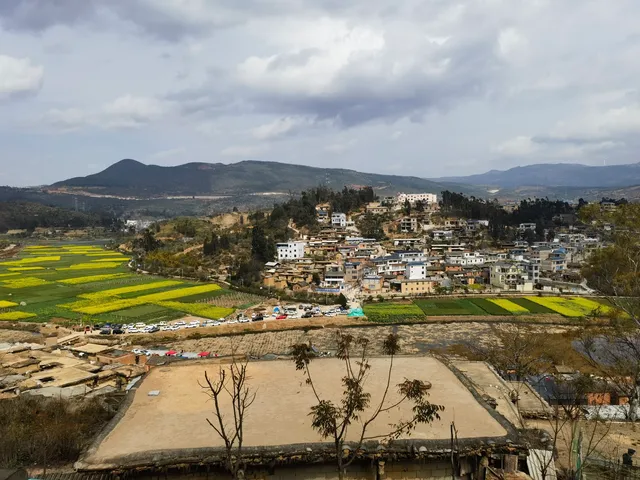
[396,192,438,205]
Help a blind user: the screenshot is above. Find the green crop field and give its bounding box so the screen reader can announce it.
[0,243,253,325]
[363,303,425,323]
[363,295,614,322]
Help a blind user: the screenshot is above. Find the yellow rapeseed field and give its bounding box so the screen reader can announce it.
[67,284,222,314]
[57,262,123,271]
[0,311,37,320]
[79,280,183,299]
[2,277,51,289]
[1,256,60,266]
[157,301,234,319]
[58,273,131,285]
[0,300,18,308]
[8,267,45,271]
[487,298,529,314]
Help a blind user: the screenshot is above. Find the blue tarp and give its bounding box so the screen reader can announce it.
[347,307,364,317]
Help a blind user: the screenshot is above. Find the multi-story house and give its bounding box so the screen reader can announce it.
[331,213,347,228]
[446,252,485,266]
[405,261,427,280]
[344,262,364,284]
[276,241,306,261]
[541,248,567,273]
[396,192,438,205]
[400,217,419,233]
[489,262,533,292]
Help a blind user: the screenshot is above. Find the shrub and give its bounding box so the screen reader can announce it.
[0,396,116,468]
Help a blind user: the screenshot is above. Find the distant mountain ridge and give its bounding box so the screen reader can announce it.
[433,162,640,188]
[52,159,465,197]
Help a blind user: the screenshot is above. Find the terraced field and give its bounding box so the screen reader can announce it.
[364,295,615,323]
[0,243,259,324]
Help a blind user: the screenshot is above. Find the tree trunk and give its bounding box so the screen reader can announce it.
[630,383,640,422]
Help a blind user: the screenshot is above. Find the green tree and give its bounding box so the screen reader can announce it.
[290,332,443,480]
[251,225,275,263]
[337,293,348,310]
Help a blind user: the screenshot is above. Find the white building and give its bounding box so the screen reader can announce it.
[331,213,347,228]
[447,252,485,266]
[518,223,537,232]
[405,262,427,280]
[396,193,438,205]
[276,241,306,261]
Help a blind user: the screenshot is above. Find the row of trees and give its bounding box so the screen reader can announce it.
[0,201,121,233]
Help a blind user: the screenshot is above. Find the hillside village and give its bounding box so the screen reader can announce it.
[260,190,605,300]
[0,189,637,480]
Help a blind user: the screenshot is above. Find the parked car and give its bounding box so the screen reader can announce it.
[252,315,264,322]
[112,328,124,334]
[99,328,111,335]
[276,314,287,320]
[302,312,313,318]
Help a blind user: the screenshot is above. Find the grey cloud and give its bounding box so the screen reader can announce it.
[267,49,322,72]
[0,0,232,41]
[173,34,501,130]
[0,0,97,31]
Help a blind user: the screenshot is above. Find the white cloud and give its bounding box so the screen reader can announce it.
[494,136,538,156]
[220,144,267,157]
[41,108,88,131]
[149,147,186,160]
[0,54,43,98]
[324,138,356,153]
[251,116,314,140]
[41,94,170,131]
[102,94,168,128]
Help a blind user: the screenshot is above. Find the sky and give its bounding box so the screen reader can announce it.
[1,0,640,186]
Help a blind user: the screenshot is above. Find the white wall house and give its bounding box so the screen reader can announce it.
[405,262,427,280]
[396,193,438,205]
[447,252,485,266]
[276,241,306,261]
[331,213,347,228]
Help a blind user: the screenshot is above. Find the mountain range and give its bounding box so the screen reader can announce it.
[52,159,459,197]
[433,162,640,188]
[49,159,640,199]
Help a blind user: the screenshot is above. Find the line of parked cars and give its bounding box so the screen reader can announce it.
[94,305,346,336]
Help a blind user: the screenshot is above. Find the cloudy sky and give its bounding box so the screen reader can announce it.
[1,0,640,186]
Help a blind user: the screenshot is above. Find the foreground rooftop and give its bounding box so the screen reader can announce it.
[78,356,518,471]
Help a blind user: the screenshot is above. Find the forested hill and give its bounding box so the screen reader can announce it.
[0,201,120,232]
[52,159,460,197]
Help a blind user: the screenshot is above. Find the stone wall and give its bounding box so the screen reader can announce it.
[157,460,456,480]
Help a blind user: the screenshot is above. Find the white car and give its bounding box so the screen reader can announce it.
[132,348,144,355]
[228,319,238,324]
[238,317,250,323]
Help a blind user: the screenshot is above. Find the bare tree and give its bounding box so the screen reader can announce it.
[471,324,546,381]
[291,330,444,480]
[525,374,613,480]
[201,355,257,480]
